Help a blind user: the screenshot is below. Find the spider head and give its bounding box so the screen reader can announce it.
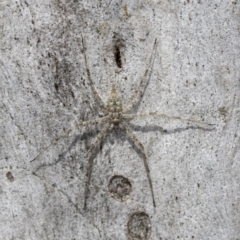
[107,83,123,113]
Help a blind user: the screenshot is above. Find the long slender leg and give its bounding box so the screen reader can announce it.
[84,123,113,210]
[120,121,156,207]
[81,37,107,112]
[123,112,215,128]
[123,39,158,113]
[30,116,109,163]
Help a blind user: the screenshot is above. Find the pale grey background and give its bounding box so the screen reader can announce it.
[0,0,240,239]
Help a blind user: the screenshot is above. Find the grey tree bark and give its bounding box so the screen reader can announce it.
[1,0,240,239]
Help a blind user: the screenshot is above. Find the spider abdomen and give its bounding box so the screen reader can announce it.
[107,91,123,113]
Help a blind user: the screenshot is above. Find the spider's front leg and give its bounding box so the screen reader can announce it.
[123,39,158,113]
[30,116,109,164]
[84,122,113,210]
[120,121,156,208]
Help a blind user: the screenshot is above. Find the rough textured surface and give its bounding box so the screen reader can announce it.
[1,0,240,239]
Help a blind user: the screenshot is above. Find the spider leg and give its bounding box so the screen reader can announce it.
[30,116,109,163]
[120,121,156,208]
[84,123,113,210]
[123,112,215,128]
[123,39,158,113]
[81,37,107,113]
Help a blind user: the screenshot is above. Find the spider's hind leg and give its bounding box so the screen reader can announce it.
[123,39,158,113]
[81,37,107,114]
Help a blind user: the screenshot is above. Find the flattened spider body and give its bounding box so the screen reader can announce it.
[31,37,214,210]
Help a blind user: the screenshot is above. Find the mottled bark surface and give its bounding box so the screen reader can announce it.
[1,1,240,239]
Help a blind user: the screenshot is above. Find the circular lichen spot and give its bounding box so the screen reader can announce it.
[108,175,132,202]
[128,211,151,240]
[6,172,14,182]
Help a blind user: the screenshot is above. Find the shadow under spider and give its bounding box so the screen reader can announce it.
[128,122,216,134]
[32,127,100,173]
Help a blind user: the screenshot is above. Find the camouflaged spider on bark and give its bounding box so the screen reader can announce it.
[31,37,214,209]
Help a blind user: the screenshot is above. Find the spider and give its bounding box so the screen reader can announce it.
[31,37,213,209]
